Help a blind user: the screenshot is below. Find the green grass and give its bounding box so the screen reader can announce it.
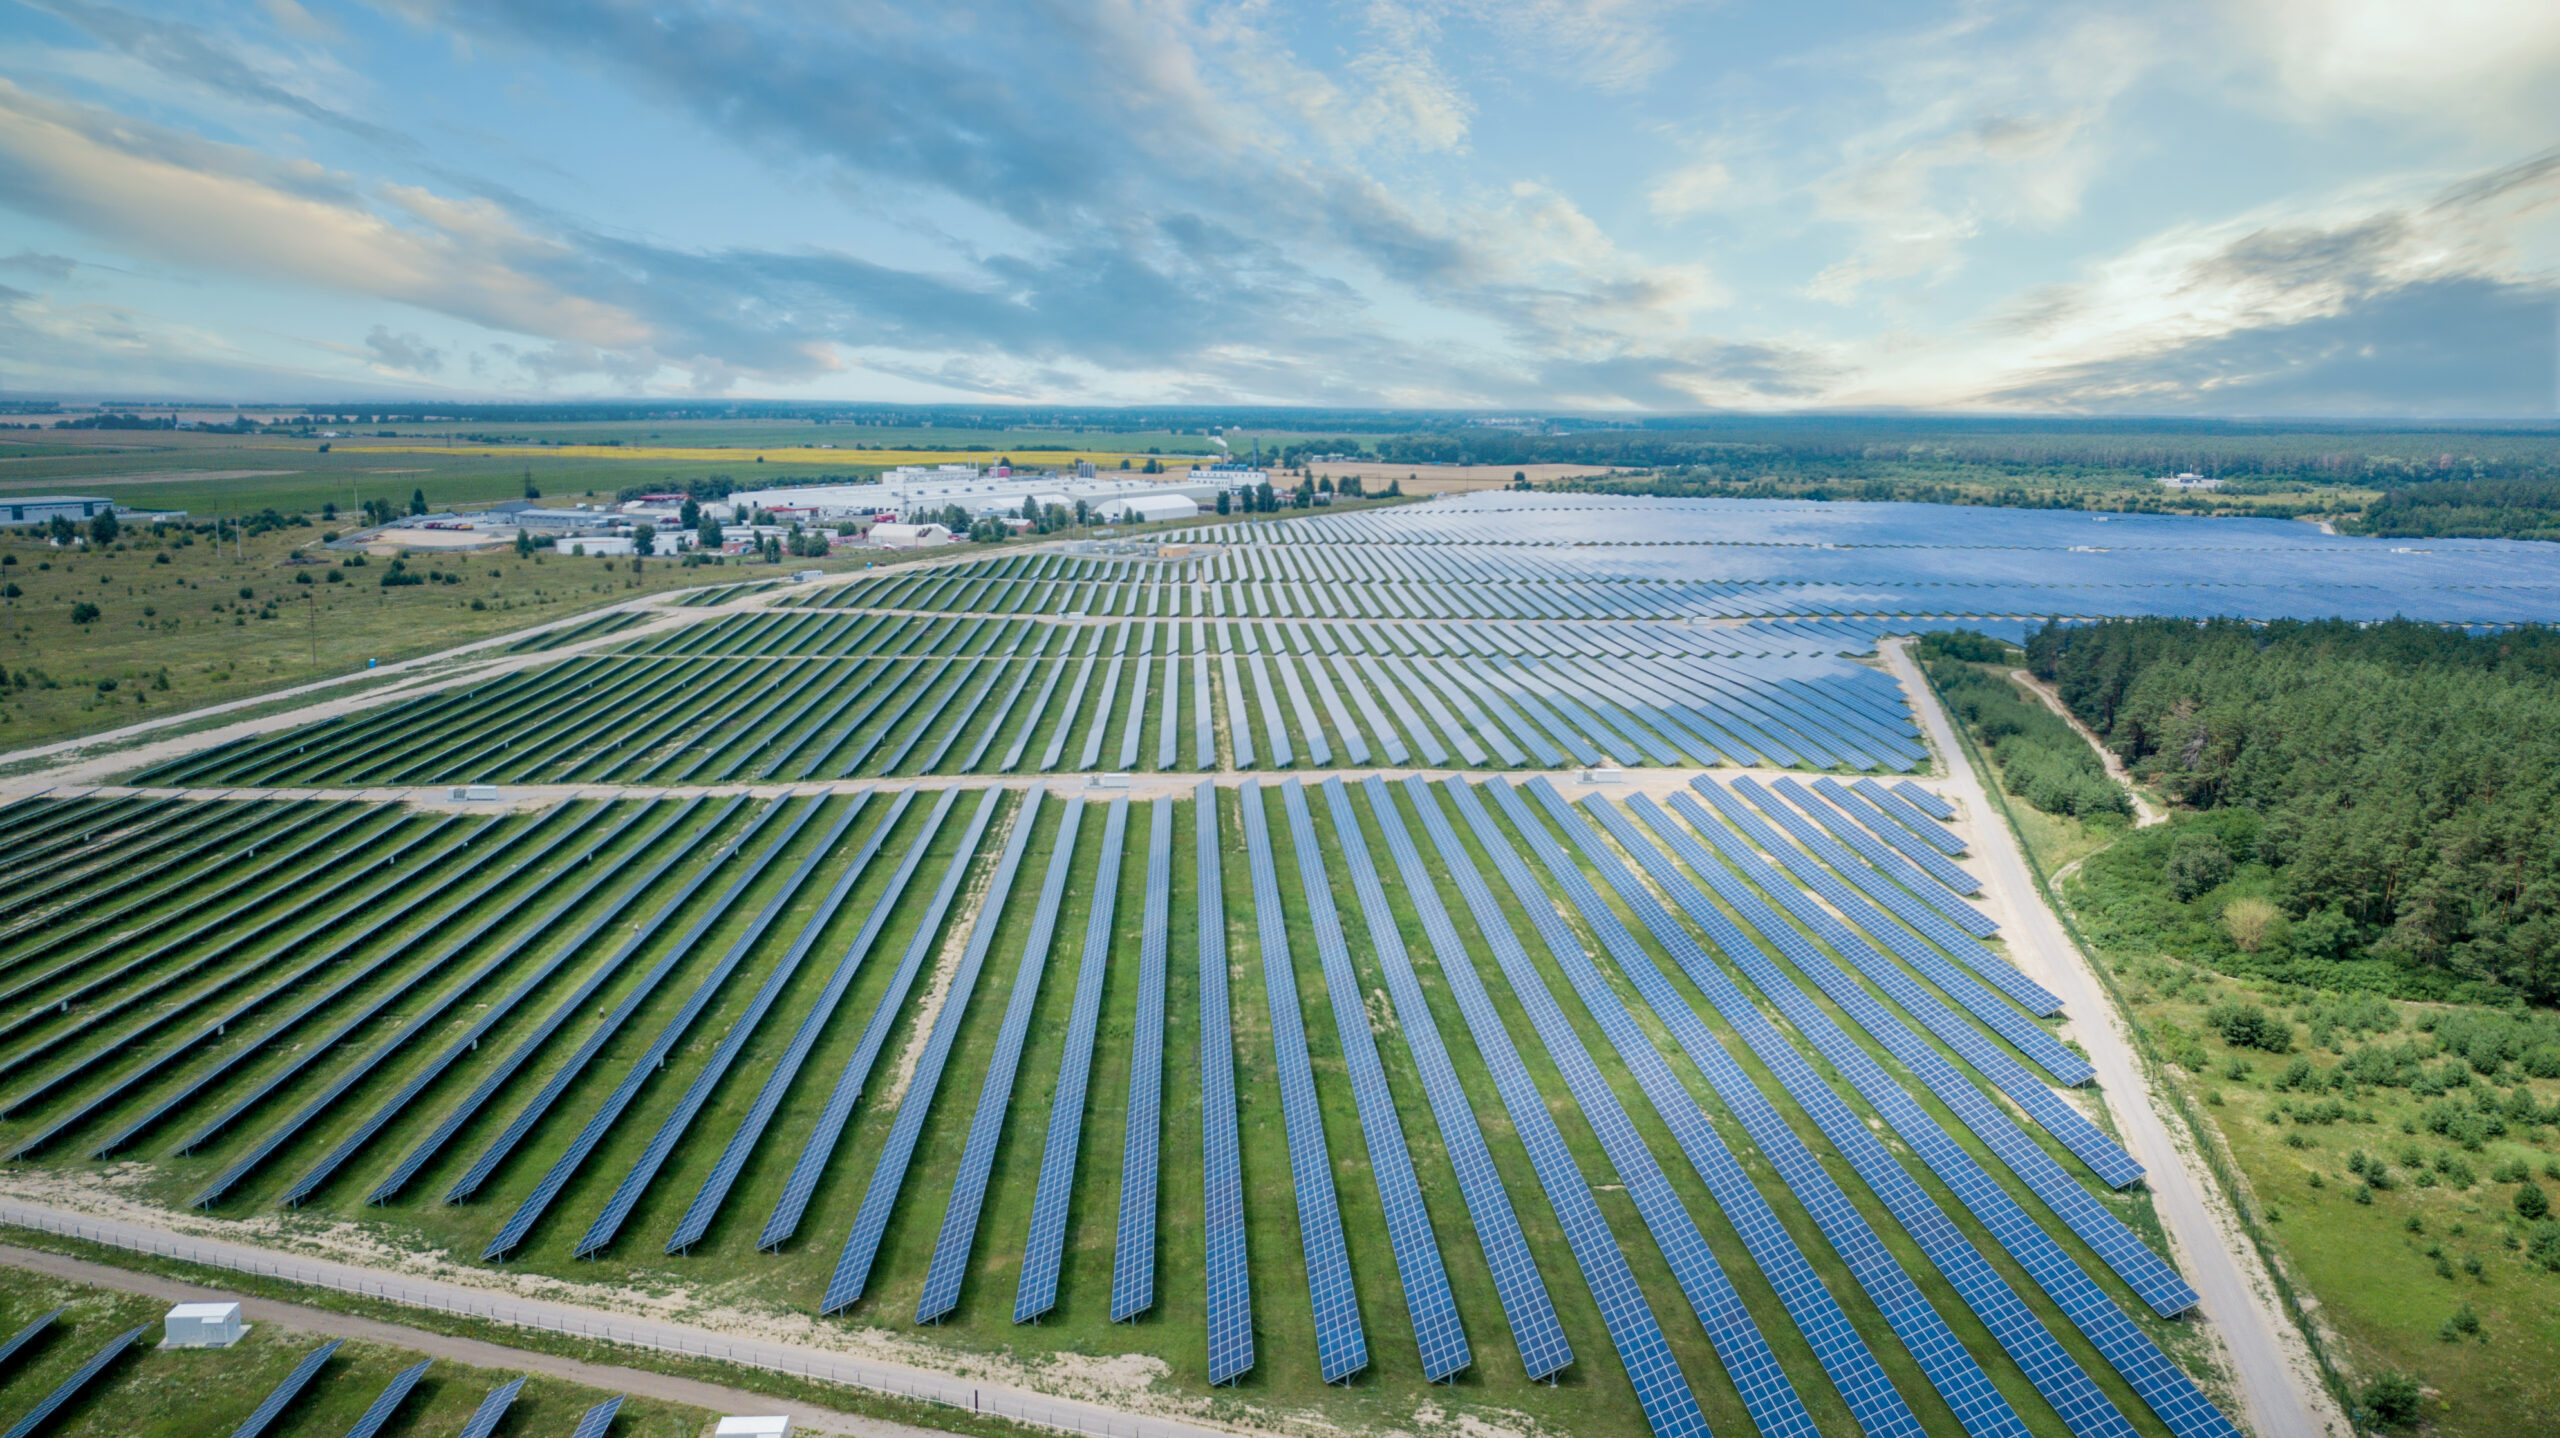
[0,1262,705,1436]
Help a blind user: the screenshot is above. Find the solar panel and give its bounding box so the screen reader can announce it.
[823,786,1048,1315]
[1621,793,2190,1316]
[225,1340,341,1438]
[482,795,846,1260]
[453,1377,525,1438]
[569,1396,624,1438]
[1109,796,1174,1323]
[1427,777,1820,1438]
[1852,776,1969,853]
[1278,780,1467,1381]
[0,1325,145,1438]
[1322,778,1569,1382]
[575,791,901,1257]
[761,787,1005,1252]
[341,1359,431,1438]
[1571,784,2225,1438]
[916,797,1088,1323]
[419,795,778,1206]
[1469,778,1927,1438]
[1017,796,1130,1323]
[668,787,944,1254]
[0,1309,56,1377]
[1385,777,1708,1438]
[1891,778,1959,821]
[1237,781,1366,1384]
[1518,782,2041,1438]
[1196,781,1254,1384]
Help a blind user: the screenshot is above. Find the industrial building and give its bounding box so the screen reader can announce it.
[1,495,116,526]
[724,470,1227,524]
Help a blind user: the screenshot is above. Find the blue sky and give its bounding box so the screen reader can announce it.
[0,0,2555,413]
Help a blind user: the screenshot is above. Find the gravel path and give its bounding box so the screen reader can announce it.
[0,1242,934,1437]
[0,1198,1234,1438]
[1882,640,2345,1438]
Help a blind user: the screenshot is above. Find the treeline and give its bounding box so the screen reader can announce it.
[2031,618,2560,1001]
[1918,631,2129,820]
[2343,479,2560,541]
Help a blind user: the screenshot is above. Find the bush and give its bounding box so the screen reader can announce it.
[2223,896,2284,952]
[2207,1000,2292,1052]
[2362,1373,2423,1426]
[2516,1184,2548,1220]
[68,602,99,624]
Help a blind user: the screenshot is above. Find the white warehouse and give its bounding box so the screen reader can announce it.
[726,473,1225,524]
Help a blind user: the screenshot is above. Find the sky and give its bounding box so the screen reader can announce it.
[0,0,2556,415]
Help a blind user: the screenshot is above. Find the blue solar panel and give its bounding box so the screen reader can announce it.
[1237,781,1366,1384]
[1473,778,1935,1438]
[668,788,940,1253]
[0,1326,143,1438]
[1635,793,2186,1313]
[1518,782,2042,1438]
[1852,776,1969,854]
[225,1340,340,1438]
[1278,780,1467,1382]
[1812,774,1979,875]
[1018,797,1130,1323]
[342,1360,431,1438]
[1110,796,1174,1323]
[569,1395,624,1438]
[823,786,1048,1315]
[0,1309,56,1377]
[762,787,1003,1252]
[1324,778,1570,1383]
[1891,778,1959,822]
[1196,781,1254,1384]
[1563,784,2235,1438]
[488,795,861,1262]
[1428,777,1821,1438]
[1384,777,1706,1438]
[916,797,1088,1323]
[454,1377,525,1438]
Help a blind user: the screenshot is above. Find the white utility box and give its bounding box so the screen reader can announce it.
[162,1300,246,1348]
[448,784,501,802]
[715,1420,793,1438]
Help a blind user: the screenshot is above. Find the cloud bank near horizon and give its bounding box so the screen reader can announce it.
[0,0,2555,414]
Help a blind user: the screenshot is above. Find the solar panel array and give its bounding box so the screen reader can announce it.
[1107,794,1173,1323]
[1237,780,1368,1385]
[224,1340,340,1438]
[1195,780,1254,1385]
[0,492,2323,1438]
[1018,796,1129,1323]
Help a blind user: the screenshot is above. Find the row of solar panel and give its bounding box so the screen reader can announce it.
[143,622,1921,787]
[0,782,2231,1438]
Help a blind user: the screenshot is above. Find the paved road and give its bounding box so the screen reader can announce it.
[1880,641,2344,1438]
[0,1242,942,1438]
[0,1199,1234,1438]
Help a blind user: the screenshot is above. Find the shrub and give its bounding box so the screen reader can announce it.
[2515,1184,2548,1220]
[69,602,99,624]
[2362,1373,2422,1426]
[2208,1000,2292,1052]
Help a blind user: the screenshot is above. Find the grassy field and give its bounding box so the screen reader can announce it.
[0,515,861,750]
[0,1263,704,1436]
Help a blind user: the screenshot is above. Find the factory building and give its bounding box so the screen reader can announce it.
[1,495,116,527]
[725,469,1227,524]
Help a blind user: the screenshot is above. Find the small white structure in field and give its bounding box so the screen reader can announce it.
[792,569,823,582]
[868,522,952,549]
[449,784,501,802]
[162,1301,246,1348]
[1577,766,1626,785]
[715,1419,793,1438]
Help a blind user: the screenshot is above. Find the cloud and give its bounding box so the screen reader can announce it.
[0,250,77,281]
[2229,0,2560,135]
[362,324,443,373]
[1940,146,2560,413]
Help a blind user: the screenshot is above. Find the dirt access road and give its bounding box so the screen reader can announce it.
[1881,640,2344,1438]
[0,1242,939,1438]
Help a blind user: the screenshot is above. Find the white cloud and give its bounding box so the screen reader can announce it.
[2228,0,2560,134]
